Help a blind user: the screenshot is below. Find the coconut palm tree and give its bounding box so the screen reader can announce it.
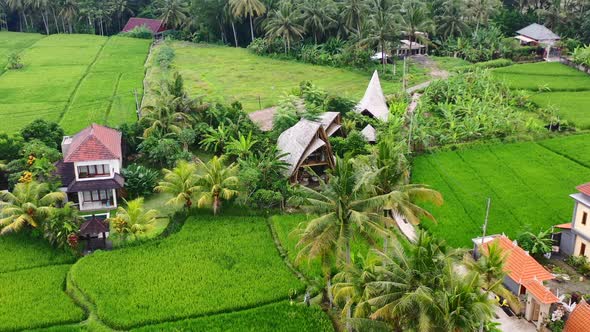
[156,0,189,29]
[299,0,336,44]
[111,197,158,240]
[155,160,199,210]
[141,92,191,138]
[436,0,469,40]
[0,181,65,235]
[194,155,239,215]
[340,0,369,34]
[59,0,78,33]
[229,0,266,42]
[399,0,434,53]
[362,0,399,73]
[110,0,133,31]
[264,2,304,54]
[467,0,501,32]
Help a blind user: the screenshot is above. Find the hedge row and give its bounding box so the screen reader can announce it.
[454,59,514,73]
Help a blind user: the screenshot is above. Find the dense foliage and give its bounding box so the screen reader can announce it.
[70,216,305,329]
[0,265,85,331]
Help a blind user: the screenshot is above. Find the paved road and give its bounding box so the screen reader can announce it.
[494,306,536,332]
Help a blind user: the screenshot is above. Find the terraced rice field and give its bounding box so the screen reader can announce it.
[412,134,590,247]
[493,62,590,129]
[0,33,150,134]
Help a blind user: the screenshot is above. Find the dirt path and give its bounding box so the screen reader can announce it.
[406,55,449,94]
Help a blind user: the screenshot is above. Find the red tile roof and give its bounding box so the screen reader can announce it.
[523,280,559,304]
[122,18,166,34]
[63,124,122,163]
[576,182,590,196]
[564,301,590,332]
[555,223,573,229]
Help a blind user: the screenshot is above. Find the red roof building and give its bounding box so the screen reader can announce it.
[564,301,590,332]
[63,124,122,163]
[122,18,166,34]
[576,182,590,196]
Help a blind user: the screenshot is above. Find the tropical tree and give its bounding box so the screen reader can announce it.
[299,0,336,44]
[226,131,258,159]
[110,0,134,31]
[59,0,78,33]
[264,1,304,54]
[43,202,81,248]
[436,0,469,40]
[467,0,501,32]
[362,0,399,72]
[155,160,199,210]
[229,0,267,42]
[517,227,554,257]
[340,0,369,34]
[110,197,158,240]
[141,91,191,138]
[156,0,189,29]
[399,0,434,52]
[0,181,65,235]
[194,155,240,215]
[200,123,232,154]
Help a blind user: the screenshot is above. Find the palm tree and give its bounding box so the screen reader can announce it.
[59,0,78,33]
[264,2,304,54]
[156,0,189,29]
[299,0,336,44]
[399,0,434,54]
[141,92,191,138]
[467,0,501,32]
[0,181,65,235]
[340,0,368,34]
[111,197,158,240]
[223,0,240,47]
[436,0,469,40]
[110,0,133,31]
[28,0,50,34]
[229,0,267,42]
[199,123,232,154]
[226,131,258,159]
[194,155,239,215]
[362,0,399,73]
[155,160,199,210]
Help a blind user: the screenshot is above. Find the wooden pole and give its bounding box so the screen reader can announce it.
[481,198,491,245]
[134,89,140,119]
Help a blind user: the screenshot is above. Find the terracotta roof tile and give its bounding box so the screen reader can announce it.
[523,280,559,304]
[122,18,165,34]
[64,124,122,163]
[577,182,590,196]
[482,236,554,283]
[564,301,590,332]
[555,223,573,229]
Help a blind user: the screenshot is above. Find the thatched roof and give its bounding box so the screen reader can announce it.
[355,71,389,122]
[399,39,426,50]
[317,112,341,137]
[248,107,276,132]
[277,119,326,176]
[361,124,377,143]
[516,23,560,42]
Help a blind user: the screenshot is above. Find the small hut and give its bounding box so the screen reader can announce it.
[318,112,343,137]
[277,119,335,184]
[361,124,377,144]
[355,71,390,122]
[396,39,426,56]
[79,215,110,253]
[515,23,561,59]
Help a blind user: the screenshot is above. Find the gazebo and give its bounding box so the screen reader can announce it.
[79,215,110,253]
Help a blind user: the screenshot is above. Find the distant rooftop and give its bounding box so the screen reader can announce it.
[122,18,166,34]
[516,23,560,42]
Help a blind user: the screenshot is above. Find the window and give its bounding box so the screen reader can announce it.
[583,212,588,226]
[581,242,587,256]
[81,190,112,202]
[78,164,110,178]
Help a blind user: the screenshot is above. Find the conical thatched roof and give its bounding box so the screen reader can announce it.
[355,71,389,122]
[277,119,325,176]
[361,124,377,143]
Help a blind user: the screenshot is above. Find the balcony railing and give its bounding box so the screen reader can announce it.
[79,199,115,211]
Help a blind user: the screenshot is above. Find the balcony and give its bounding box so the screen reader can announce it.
[79,199,116,211]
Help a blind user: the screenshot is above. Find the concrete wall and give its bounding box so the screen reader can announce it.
[560,230,576,256]
[574,202,590,238]
[503,276,521,295]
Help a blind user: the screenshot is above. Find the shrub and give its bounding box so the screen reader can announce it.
[20,119,64,149]
[251,189,283,209]
[156,44,175,69]
[455,59,514,73]
[6,52,23,69]
[122,164,159,199]
[330,131,369,157]
[120,25,153,39]
[572,45,590,66]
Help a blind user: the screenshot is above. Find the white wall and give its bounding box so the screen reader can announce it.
[73,159,121,182]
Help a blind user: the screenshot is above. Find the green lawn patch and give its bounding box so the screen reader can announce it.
[146,42,403,112]
[532,91,590,129]
[538,133,590,167]
[0,232,76,273]
[0,31,44,70]
[432,56,471,71]
[0,265,85,331]
[412,137,590,247]
[131,301,334,332]
[493,62,590,91]
[70,216,304,329]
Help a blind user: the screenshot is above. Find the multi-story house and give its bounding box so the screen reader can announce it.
[555,182,590,258]
[55,124,124,217]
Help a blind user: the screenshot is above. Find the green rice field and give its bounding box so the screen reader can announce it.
[0,33,149,134]
[146,42,406,112]
[412,134,590,247]
[493,62,590,129]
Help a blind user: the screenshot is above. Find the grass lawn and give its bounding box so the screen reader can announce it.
[0,33,149,134]
[431,56,471,71]
[70,215,305,329]
[146,42,407,112]
[412,136,590,247]
[0,232,76,273]
[0,31,44,71]
[131,301,333,332]
[0,265,85,331]
[531,91,590,129]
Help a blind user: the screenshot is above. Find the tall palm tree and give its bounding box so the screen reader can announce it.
[0,181,65,235]
[399,0,434,53]
[27,0,50,34]
[141,92,191,138]
[299,0,336,44]
[7,0,27,31]
[155,160,199,210]
[110,0,134,31]
[263,1,304,54]
[340,0,368,34]
[59,0,78,33]
[362,0,399,73]
[436,0,469,40]
[467,0,501,31]
[156,0,189,29]
[229,0,267,42]
[111,197,158,240]
[194,155,239,215]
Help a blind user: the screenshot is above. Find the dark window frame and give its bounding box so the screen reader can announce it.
[78,164,110,178]
[583,212,588,226]
[82,190,112,202]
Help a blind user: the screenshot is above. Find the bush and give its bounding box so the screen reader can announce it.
[566,255,590,275]
[156,44,175,68]
[122,164,159,199]
[573,45,590,66]
[455,59,514,73]
[330,131,369,157]
[251,189,283,209]
[120,25,153,39]
[6,52,23,69]
[20,119,64,149]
